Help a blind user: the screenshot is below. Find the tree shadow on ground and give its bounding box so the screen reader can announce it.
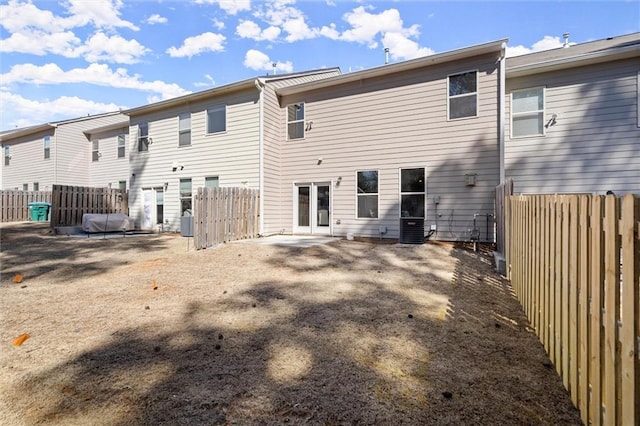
[0,222,170,285]
[4,239,582,425]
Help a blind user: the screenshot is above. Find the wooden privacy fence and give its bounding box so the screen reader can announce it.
[0,190,52,222]
[51,185,128,227]
[193,187,259,249]
[505,194,639,426]
[495,179,514,254]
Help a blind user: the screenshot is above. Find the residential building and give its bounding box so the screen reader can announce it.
[122,69,340,232]
[504,32,640,195]
[0,112,128,191]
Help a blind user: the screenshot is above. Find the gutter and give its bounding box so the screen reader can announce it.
[499,43,506,184]
[255,78,265,235]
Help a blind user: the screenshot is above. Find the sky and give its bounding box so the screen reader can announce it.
[1,0,638,131]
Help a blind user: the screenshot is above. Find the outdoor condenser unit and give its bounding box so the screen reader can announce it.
[399,218,424,244]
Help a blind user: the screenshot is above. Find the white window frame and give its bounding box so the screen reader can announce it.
[33,182,39,191]
[117,134,126,158]
[205,176,219,188]
[287,102,305,140]
[4,146,10,166]
[447,70,478,120]
[180,178,192,216]
[138,122,149,152]
[92,139,100,162]
[22,183,28,191]
[178,113,191,146]
[43,136,51,159]
[356,170,379,219]
[399,167,426,219]
[510,87,546,138]
[207,105,226,134]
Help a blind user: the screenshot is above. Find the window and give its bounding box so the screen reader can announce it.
[357,170,379,218]
[207,106,226,134]
[448,71,477,119]
[287,103,305,140]
[44,136,51,159]
[400,168,425,218]
[92,139,100,162]
[33,182,39,191]
[178,113,191,146]
[138,122,149,152]
[511,87,545,137]
[117,134,126,158]
[156,189,164,224]
[118,180,126,192]
[180,178,192,216]
[4,146,9,166]
[23,183,28,191]
[205,176,219,188]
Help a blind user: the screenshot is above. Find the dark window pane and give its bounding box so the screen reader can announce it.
[401,194,425,218]
[401,168,425,192]
[288,122,304,140]
[207,107,225,133]
[358,195,378,218]
[449,72,477,96]
[357,171,378,193]
[179,130,191,146]
[298,187,309,227]
[449,95,477,119]
[288,103,304,121]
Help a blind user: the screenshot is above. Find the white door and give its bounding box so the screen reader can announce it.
[294,182,331,235]
[142,187,164,230]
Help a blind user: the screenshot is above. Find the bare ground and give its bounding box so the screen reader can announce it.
[0,222,582,425]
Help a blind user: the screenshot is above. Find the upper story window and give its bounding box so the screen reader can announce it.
[117,134,126,158]
[400,168,425,218]
[92,139,100,162]
[448,71,478,120]
[207,105,226,134]
[357,170,379,219]
[138,122,149,152]
[287,103,305,140]
[511,87,545,138]
[43,136,51,159]
[178,113,191,146]
[4,146,10,166]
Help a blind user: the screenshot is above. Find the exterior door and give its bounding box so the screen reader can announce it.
[142,187,164,230]
[294,182,331,235]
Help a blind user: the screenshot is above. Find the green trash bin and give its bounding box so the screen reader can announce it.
[28,202,51,222]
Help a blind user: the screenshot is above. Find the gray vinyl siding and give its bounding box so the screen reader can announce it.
[274,52,502,241]
[88,127,130,188]
[128,90,261,231]
[505,57,640,195]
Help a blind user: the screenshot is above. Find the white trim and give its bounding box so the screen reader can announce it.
[292,181,332,235]
[256,78,265,235]
[355,169,380,220]
[447,69,479,121]
[499,46,506,184]
[177,112,192,147]
[510,86,546,139]
[286,102,305,141]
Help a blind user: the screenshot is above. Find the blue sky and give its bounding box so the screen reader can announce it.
[1,0,638,131]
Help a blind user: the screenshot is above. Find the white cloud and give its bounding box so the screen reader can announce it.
[236,20,281,41]
[146,14,168,25]
[1,90,122,129]
[65,0,139,30]
[212,18,225,30]
[506,35,569,57]
[0,30,81,56]
[1,63,189,100]
[194,0,251,15]
[78,32,150,64]
[166,32,226,58]
[382,32,433,61]
[255,0,320,42]
[243,49,293,73]
[194,74,216,88]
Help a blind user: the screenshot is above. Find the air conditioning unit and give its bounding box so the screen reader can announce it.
[399,218,424,244]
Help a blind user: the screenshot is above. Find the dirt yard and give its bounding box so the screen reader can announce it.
[0,222,581,425]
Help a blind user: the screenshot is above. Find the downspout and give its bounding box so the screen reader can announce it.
[255,78,265,235]
[53,124,58,185]
[498,43,506,184]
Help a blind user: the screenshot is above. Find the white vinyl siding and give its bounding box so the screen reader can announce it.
[511,87,545,138]
[448,71,478,120]
[178,113,191,146]
[356,170,378,218]
[207,105,226,134]
[505,58,640,195]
